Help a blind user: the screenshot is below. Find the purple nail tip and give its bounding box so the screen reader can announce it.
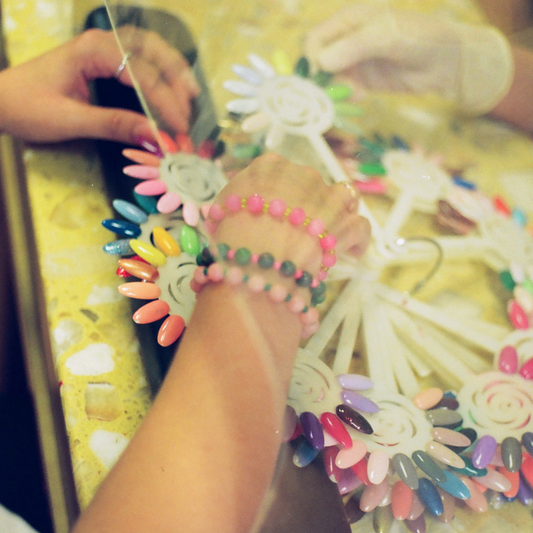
[341,390,379,413]
[299,411,324,450]
[337,374,373,391]
[518,475,533,505]
[472,435,497,469]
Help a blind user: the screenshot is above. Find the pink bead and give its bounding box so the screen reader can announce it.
[269,284,288,303]
[225,194,242,212]
[307,218,325,237]
[273,260,282,270]
[208,203,226,221]
[248,274,266,293]
[301,321,320,339]
[247,194,264,213]
[301,307,319,325]
[268,198,286,217]
[226,266,244,286]
[320,234,337,251]
[310,279,319,288]
[203,220,218,236]
[250,253,259,264]
[322,252,337,268]
[189,279,203,293]
[227,249,236,260]
[287,295,306,314]
[288,207,306,225]
[193,266,207,284]
[318,271,328,281]
[295,269,303,279]
[207,263,224,282]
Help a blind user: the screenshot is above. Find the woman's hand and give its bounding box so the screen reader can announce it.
[0,27,199,144]
[304,5,513,115]
[211,153,371,281]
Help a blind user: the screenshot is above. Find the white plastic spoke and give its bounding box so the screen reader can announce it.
[304,276,364,357]
[386,304,473,388]
[375,283,501,354]
[332,302,362,375]
[362,298,398,394]
[388,333,422,399]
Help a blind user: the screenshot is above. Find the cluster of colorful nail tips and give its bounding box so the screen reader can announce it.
[224,53,362,157]
[500,263,533,330]
[101,132,228,346]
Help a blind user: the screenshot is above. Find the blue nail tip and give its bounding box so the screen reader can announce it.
[417,478,444,516]
[133,191,159,214]
[103,239,133,255]
[436,470,470,500]
[113,199,148,225]
[102,219,142,238]
[293,438,320,467]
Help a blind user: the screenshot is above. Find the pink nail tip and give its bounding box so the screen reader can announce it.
[183,201,200,226]
[123,164,160,179]
[134,179,167,196]
[508,300,529,329]
[499,345,519,374]
[367,450,390,484]
[157,192,182,214]
[520,357,533,380]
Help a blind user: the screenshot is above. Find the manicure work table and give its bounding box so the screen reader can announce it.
[3,1,533,532]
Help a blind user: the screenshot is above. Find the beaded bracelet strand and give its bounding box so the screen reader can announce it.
[205,194,337,281]
[190,261,320,339]
[196,244,327,307]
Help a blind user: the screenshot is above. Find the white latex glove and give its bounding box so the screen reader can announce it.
[304,4,514,115]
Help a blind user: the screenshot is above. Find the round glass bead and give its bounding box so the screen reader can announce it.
[268,199,286,217]
[288,208,306,225]
[322,252,337,268]
[280,261,297,277]
[307,218,325,236]
[235,247,252,265]
[258,252,275,269]
[320,234,337,251]
[296,271,313,287]
[225,194,242,212]
[247,194,264,213]
[217,243,231,260]
[310,281,327,297]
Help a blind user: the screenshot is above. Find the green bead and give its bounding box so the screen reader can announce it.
[358,162,386,176]
[325,84,353,101]
[334,101,364,117]
[311,293,326,306]
[285,293,292,302]
[280,261,296,277]
[217,242,230,260]
[235,247,251,265]
[264,283,272,291]
[179,225,201,256]
[231,143,261,159]
[294,56,310,78]
[313,70,333,87]
[310,281,326,297]
[258,252,275,269]
[302,306,309,313]
[243,274,249,283]
[296,271,313,287]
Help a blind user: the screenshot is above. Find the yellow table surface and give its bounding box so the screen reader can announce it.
[4,0,533,531]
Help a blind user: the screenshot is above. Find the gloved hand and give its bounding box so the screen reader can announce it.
[304,4,514,115]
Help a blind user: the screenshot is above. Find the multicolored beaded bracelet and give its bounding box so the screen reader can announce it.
[190,262,320,339]
[196,244,328,307]
[205,194,337,281]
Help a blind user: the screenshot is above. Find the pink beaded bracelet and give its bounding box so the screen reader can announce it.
[190,263,320,339]
[205,194,337,281]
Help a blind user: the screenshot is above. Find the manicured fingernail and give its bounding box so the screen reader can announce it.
[134,136,163,157]
[118,281,161,299]
[133,300,170,324]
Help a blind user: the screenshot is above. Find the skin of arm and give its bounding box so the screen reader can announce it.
[71,154,370,533]
[490,46,533,135]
